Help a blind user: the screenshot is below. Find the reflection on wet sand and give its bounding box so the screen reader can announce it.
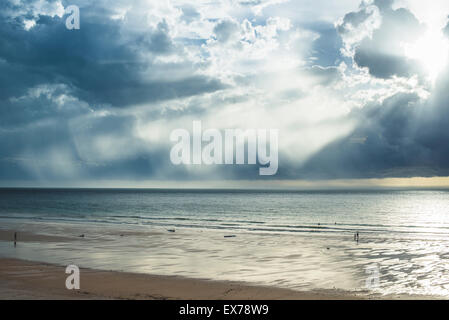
[1,220,449,298]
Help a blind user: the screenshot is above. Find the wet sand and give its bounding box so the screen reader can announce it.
[0,230,74,243]
[0,258,365,300]
[0,228,443,300]
[0,228,362,299]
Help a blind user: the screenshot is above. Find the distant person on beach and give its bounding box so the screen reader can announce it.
[14,232,17,247]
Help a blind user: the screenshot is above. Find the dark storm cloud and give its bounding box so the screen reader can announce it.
[298,80,449,179]
[338,0,424,79]
[0,121,74,159]
[0,111,187,181]
[290,2,449,179]
[299,93,424,178]
[0,0,226,183]
[0,118,80,180]
[3,0,449,184]
[353,49,417,79]
[0,84,89,128]
[0,1,224,110]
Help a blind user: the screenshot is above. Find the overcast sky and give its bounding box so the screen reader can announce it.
[2,0,449,187]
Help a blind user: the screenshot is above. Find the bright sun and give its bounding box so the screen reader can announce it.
[404,27,449,82]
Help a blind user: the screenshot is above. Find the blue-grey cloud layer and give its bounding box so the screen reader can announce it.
[2,0,449,183]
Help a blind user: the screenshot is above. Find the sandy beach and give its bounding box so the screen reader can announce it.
[0,227,442,300]
[0,257,366,300]
[0,227,359,299]
[0,228,359,300]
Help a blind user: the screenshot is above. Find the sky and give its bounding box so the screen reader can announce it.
[2,0,449,187]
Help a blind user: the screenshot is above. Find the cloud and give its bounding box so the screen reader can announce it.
[338,0,425,79]
[0,0,225,110]
[179,4,201,24]
[2,0,449,184]
[299,69,449,179]
[213,20,240,43]
[305,65,343,86]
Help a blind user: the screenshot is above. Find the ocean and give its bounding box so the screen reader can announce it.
[1,188,449,297]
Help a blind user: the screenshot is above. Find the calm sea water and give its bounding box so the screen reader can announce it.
[1,188,449,297]
[1,188,449,239]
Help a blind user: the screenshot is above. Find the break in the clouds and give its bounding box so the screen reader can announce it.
[1,0,449,184]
